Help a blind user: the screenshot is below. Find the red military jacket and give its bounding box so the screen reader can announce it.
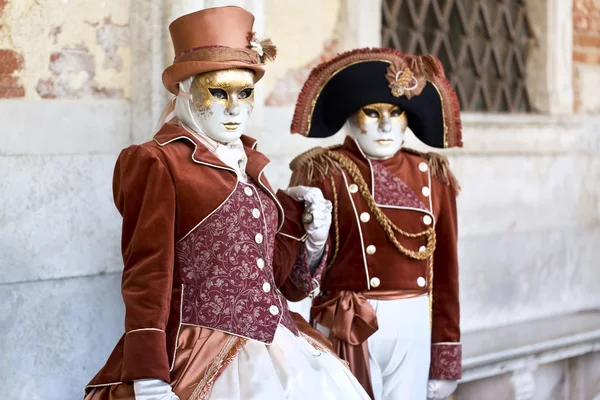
[86,123,309,390]
[277,137,462,380]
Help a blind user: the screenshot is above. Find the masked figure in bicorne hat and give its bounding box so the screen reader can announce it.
[275,48,463,400]
[83,7,370,400]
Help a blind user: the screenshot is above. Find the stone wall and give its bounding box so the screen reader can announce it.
[0,1,132,399]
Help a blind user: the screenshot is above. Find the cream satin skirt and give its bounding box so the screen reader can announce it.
[208,325,370,400]
[86,324,370,400]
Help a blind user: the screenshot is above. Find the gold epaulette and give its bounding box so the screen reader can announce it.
[402,147,461,195]
[289,145,343,187]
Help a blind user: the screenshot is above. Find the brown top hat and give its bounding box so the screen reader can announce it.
[162,6,276,95]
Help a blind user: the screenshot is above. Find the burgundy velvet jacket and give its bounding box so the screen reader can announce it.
[277,137,462,380]
[86,124,316,390]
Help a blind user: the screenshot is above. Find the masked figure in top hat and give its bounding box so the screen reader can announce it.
[83,7,370,400]
[275,48,463,400]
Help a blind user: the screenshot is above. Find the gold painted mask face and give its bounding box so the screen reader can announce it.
[189,69,255,143]
[347,103,408,159]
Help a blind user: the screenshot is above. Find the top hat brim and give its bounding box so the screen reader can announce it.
[163,60,266,95]
[291,48,462,149]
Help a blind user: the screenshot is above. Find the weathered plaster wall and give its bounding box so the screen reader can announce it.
[264,0,343,105]
[573,0,600,113]
[0,0,131,99]
[0,1,133,399]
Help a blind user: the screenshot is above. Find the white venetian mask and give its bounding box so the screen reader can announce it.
[347,103,408,159]
[177,68,255,144]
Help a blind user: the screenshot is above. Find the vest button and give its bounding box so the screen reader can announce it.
[257,258,265,269]
[262,282,271,293]
[255,233,263,244]
[252,208,260,218]
[244,187,253,196]
[370,277,381,288]
[269,305,279,315]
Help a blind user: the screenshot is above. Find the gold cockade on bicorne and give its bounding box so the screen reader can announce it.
[384,62,427,99]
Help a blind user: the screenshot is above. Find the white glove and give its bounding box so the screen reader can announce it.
[285,186,332,269]
[427,379,458,399]
[133,379,180,400]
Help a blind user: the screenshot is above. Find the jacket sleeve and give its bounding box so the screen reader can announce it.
[429,180,462,380]
[273,189,329,302]
[113,145,176,383]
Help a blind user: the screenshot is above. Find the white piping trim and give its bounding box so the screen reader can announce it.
[278,231,309,242]
[432,342,461,346]
[427,167,434,218]
[342,172,371,289]
[85,381,123,389]
[257,169,285,232]
[169,284,184,372]
[153,136,237,175]
[368,158,375,197]
[177,181,239,243]
[126,327,165,334]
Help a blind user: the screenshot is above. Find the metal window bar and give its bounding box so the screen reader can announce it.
[382,0,537,112]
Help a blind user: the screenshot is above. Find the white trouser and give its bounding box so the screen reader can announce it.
[316,294,431,400]
[368,295,431,400]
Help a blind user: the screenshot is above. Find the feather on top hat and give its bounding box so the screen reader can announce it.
[162,6,277,95]
[291,48,462,148]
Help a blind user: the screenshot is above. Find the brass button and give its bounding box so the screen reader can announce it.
[366,245,376,255]
[349,184,359,193]
[360,212,371,223]
[419,162,428,172]
[370,277,381,288]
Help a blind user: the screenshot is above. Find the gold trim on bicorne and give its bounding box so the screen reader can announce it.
[189,335,248,400]
[429,81,448,148]
[305,59,393,136]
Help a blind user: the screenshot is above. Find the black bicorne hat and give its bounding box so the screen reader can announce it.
[291,48,462,148]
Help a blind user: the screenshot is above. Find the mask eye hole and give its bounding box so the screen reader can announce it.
[208,88,228,99]
[239,88,254,99]
[390,108,403,117]
[362,108,380,119]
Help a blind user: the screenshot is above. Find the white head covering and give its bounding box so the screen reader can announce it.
[174,77,204,134]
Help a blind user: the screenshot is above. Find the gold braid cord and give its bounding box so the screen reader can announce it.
[328,175,341,267]
[291,147,438,326]
[325,150,436,261]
